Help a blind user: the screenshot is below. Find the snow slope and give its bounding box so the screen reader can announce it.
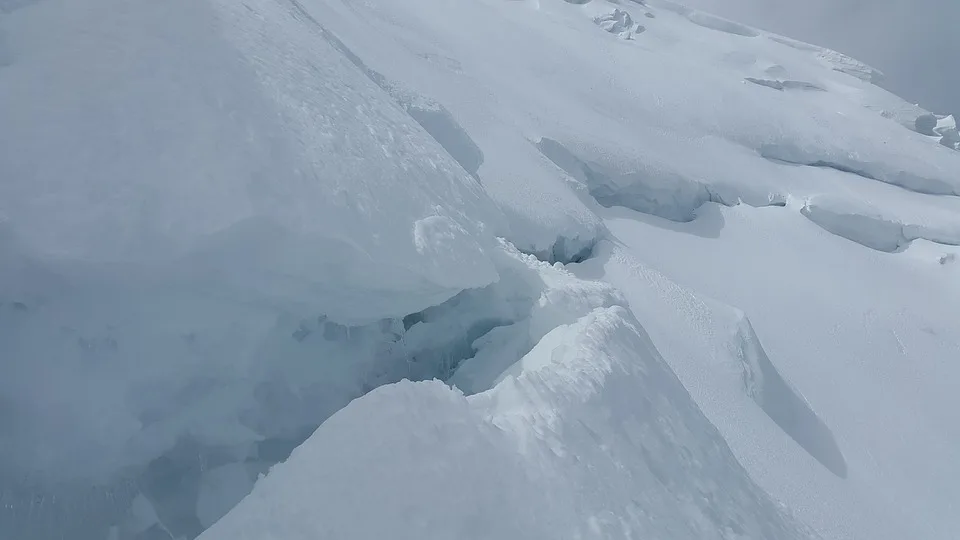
[2,0,958,539]
[0,0,502,325]
[201,251,811,540]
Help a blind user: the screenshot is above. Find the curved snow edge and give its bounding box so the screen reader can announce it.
[801,198,960,253]
[200,306,814,539]
[733,315,847,478]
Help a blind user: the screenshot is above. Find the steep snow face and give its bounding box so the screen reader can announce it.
[2,0,959,539]
[1,0,508,536]
[201,303,811,540]
[0,0,502,325]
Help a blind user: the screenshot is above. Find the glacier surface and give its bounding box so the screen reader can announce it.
[1,0,958,539]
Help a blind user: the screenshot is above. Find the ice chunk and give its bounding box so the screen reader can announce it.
[593,9,644,39]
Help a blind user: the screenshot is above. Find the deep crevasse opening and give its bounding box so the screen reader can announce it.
[0,240,619,540]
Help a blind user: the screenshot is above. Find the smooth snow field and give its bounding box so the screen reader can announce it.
[1,0,958,539]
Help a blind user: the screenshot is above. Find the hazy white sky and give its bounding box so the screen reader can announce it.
[679,0,959,116]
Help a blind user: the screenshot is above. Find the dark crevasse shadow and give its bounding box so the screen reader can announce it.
[0,228,556,540]
[601,201,727,239]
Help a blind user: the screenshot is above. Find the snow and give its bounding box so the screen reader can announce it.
[201,305,810,540]
[0,0,502,325]
[582,203,960,540]
[2,0,959,539]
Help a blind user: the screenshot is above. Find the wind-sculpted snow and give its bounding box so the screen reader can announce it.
[593,8,645,39]
[201,305,811,540]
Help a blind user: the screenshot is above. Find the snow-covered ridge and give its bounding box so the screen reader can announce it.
[2,0,959,539]
[199,248,813,540]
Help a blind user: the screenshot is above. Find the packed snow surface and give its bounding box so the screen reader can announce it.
[1,0,958,539]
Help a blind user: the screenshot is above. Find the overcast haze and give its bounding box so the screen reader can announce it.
[680,0,960,116]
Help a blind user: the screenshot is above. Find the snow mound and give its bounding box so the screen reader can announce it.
[201,305,811,540]
[759,141,960,196]
[577,241,847,481]
[593,8,645,39]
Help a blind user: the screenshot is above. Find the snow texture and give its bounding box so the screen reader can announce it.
[202,304,809,540]
[2,0,959,539]
[0,0,502,326]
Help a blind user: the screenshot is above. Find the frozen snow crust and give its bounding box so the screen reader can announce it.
[3,0,960,538]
